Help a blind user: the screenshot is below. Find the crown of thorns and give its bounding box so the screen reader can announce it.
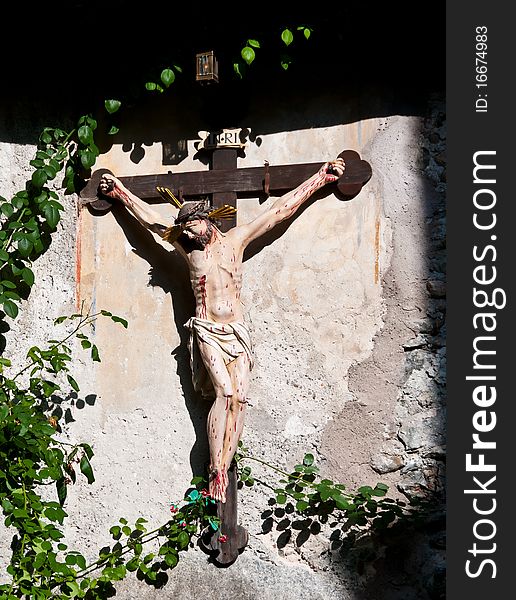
[156,187,237,244]
[174,200,212,224]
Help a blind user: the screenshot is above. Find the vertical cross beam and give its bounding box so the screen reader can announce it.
[200,462,247,566]
[210,148,238,232]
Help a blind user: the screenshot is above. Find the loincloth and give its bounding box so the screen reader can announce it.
[184,317,254,397]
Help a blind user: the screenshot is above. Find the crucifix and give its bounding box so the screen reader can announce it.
[80,129,371,566]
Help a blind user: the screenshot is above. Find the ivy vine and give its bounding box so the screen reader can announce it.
[234,444,420,554]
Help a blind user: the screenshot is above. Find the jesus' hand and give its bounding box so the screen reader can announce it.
[319,157,345,184]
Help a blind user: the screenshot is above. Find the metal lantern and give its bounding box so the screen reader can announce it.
[196,51,219,84]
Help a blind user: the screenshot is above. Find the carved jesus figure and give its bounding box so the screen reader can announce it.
[98,157,345,502]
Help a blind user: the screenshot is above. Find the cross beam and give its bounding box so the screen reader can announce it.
[80,149,372,231]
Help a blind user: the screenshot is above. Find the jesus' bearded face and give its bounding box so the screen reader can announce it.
[178,218,214,251]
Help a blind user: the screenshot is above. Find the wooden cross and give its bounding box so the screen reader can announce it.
[80,147,372,230]
[79,138,372,566]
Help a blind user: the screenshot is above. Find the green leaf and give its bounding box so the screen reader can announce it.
[34,552,47,569]
[240,466,251,481]
[67,374,80,392]
[56,477,67,506]
[334,494,352,510]
[21,267,35,286]
[78,115,94,128]
[187,489,200,501]
[318,486,333,502]
[80,339,92,350]
[104,99,122,114]
[247,39,261,48]
[80,454,95,484]
[160,68,175,87]
[165,552,178,568]
[145,82,157,91]
[91,344,100,362]
[0,249,9,261]
[233,62,244,79]
[303,28,312,40]
[80,150,96,170]
[0,203,13,217]
[64,581,81,596]
[281,28,294,46]
[78,125,93,145]
[75,554,87,569]
[241,46,255,65]
[296,500,309,512]
[43,204,60,229]
[43,164,57,179]
[281,54,292,70]
[40,130,52,144]
[111,315,128,328]
[4,291,20,302]
[208,518,219,531]
[32,169,48,189]
[303,453,314,466]
[80,443,94,459]
[108,125,120,136]
[177,531,189,549]
[3,299,18,319]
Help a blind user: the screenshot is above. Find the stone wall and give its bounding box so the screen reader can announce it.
[0,92,446,599]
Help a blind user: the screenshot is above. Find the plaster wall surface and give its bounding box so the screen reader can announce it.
[0,97,446,599]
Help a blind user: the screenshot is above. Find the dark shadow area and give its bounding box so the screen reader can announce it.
[107,204,211,478]
[254,470,445,599]
[45,392,98,429]
[1,3,445,147]
[333,501,446,600]
[339,94,447,599]
[0,316,10,354]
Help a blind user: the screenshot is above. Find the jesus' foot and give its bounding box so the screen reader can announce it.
[208,467,228,503]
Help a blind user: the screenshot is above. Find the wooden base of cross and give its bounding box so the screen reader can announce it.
[199,462,248,567]
[80,150,372,230]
